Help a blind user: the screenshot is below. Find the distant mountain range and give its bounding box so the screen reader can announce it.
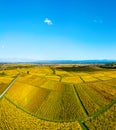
[0,58,116,64]
[34,60,116,64]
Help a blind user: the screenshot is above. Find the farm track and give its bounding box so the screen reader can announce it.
[1,66,116,130]
[78,95,116,129]
[4,95,83,123]
[0,73,21,99]
[78,76,85,83]
[82,83,110,106]
[3,74,116,118]
[75,84,101,114]
[82,99,116,123]
[5,84,115,129]
[73,85,88,116]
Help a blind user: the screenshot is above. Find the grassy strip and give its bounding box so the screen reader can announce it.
[4,96,46,120]
[83,99,116,123]
[90,99,116,118]
[73,85,88,117]
[79,76,85,83]
[49,65,62,82]
[4,96,81,123]
[77,120,88,130]
[49,66,56,74]
[57,75,62,82]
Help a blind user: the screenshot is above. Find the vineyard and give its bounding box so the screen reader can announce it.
[0,64,116,130]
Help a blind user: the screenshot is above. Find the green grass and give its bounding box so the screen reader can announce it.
[74,84,100,115]
[0,64,116,130]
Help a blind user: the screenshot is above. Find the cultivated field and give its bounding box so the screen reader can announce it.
[0,64,116,130]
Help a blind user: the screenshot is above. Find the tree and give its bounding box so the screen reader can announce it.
[27,71,29,74]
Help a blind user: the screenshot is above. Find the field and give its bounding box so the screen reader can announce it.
[0,64,116,130]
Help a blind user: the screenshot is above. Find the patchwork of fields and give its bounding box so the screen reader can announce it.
[0,64,116,130]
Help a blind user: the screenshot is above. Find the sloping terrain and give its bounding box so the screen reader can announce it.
[0,64,116,129]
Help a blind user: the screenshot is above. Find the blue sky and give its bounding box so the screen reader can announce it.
[0,0,116,60]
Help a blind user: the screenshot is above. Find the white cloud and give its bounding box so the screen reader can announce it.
[93,17,103,24]
[93,19,97,23]
[99,20,103,23]
[1,45,5,49]
[44,18,53,25]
